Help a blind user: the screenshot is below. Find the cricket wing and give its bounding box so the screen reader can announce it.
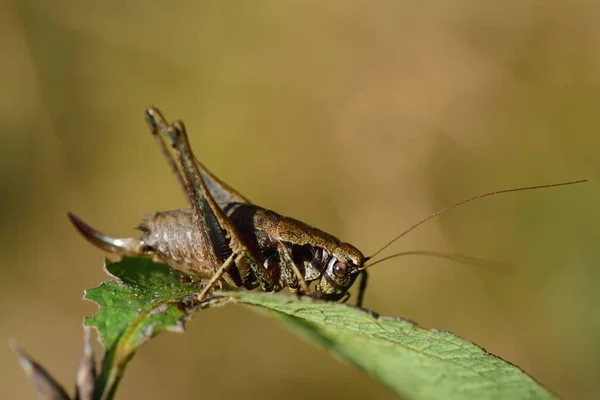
[195,157,251,206]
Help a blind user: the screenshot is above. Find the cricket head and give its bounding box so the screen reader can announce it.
[315,242,365,301]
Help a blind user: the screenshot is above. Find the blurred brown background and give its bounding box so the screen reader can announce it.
[2,1,599,399]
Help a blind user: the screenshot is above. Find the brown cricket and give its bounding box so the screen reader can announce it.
[68,108,586,307]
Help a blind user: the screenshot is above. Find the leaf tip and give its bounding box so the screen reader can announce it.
[11,340,71,400]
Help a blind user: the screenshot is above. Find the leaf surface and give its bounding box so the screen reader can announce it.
[84,257,200,399]
[225,293,556,400]
[84,257,556,400]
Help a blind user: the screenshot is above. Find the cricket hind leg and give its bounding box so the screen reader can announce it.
[144,107,188,196]
[149,111,276,300]
[145,107,250,206]
[146,109,224,278]
[169,120,278,298]
[67,213,150,257]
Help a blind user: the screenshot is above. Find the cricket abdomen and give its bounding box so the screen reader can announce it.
[139,208,222,278]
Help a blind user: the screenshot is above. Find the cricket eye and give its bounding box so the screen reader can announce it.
[333,261,349,278]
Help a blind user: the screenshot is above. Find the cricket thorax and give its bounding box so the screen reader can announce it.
[223,202,353,291]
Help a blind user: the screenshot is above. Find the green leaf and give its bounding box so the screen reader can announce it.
[85,257,556,400]
[84,257,201,400]
[225,292,557,400]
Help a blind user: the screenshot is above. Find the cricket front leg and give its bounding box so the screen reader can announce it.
[355,270,368,308]
[276,241,311,295]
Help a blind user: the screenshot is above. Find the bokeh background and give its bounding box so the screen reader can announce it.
[2,1,600,399]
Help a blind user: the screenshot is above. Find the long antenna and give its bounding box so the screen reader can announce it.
[363,250,513,271]
[364,179,587,266]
